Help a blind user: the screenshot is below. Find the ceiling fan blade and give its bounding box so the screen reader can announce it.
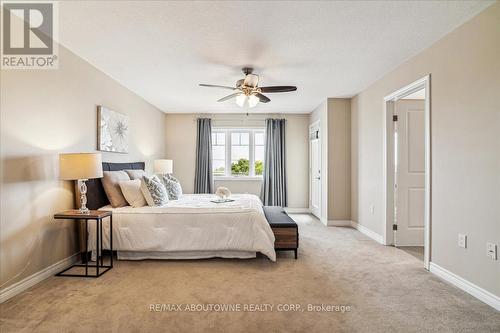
[259,86,297,93]
[243,74,259,88]
[255,93,270,103]
[199,84,235,90]
[217,93,241,102]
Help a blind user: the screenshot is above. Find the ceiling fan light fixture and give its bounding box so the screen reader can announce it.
[200,67,297,107]
[248,94,259,108]
[235,94,247,107]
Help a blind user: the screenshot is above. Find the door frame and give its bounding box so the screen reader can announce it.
[309,120,321,219]
[382,75,431,270]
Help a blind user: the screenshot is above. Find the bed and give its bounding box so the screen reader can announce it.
[85,162,276,261]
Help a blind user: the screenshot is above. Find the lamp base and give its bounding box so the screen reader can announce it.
[78,179,90,215]
[78,207,90,215]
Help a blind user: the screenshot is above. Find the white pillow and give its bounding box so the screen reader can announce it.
[119,180,147,208]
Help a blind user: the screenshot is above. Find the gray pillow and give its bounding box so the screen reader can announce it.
[102,171,130,207]
[162,175,182,200]
[125,169,146,180]
[140,175,168,207]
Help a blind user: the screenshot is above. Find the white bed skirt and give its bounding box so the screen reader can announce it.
[117,250,257,260]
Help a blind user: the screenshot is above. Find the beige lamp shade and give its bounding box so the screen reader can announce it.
[59,153,103,180]
[154,159,173,174]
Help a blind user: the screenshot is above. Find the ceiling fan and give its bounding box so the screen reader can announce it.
[199,67,297,108]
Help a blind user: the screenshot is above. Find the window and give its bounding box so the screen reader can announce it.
[212,129,265,178]
[231,132,250,176]
[254,132,265,175]
[212,132,226,176]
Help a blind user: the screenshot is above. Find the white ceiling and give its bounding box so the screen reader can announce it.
[59,1,492,114]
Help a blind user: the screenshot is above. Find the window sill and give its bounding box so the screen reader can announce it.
[214,176,263,181]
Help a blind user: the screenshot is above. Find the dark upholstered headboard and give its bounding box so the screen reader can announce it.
[86,162,145,210]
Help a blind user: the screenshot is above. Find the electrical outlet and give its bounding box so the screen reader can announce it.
[458,234,467,248]
[370,205,375,215]
[486,242,497,260]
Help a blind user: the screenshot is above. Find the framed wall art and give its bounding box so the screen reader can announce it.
[97,106,129,153]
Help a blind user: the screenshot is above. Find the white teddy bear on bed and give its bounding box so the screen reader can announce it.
[215,187,232,200]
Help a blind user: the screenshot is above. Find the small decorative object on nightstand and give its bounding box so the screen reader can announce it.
[59,153,103,214]
[54,210,113,278]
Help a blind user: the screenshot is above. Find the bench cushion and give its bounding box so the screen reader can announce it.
[263,206,297,227]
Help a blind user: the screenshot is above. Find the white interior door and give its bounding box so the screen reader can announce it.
[310,131,321,218]
[395,99,425,246]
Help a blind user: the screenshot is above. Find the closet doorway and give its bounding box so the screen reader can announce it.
[383,75,431,269]
[309,121,321,219]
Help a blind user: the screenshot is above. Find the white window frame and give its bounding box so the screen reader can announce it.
[212,131,227,177]
[212,128,265,180]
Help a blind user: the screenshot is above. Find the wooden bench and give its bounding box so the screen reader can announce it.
[263,206,299,259]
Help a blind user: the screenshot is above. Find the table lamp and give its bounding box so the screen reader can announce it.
[60,153,103,214]
[154,159,173,176]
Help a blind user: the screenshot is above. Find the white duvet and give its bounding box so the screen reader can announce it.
[89,194,276,261]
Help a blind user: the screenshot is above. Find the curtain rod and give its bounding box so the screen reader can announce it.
[195,113,288,120]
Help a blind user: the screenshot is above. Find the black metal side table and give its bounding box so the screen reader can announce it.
[54,210,113,278]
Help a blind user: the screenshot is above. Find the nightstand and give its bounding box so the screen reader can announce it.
[54,210,113,278]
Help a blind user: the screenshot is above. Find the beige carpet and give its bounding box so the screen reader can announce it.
[399,246,424,262]
[1,214,499,332]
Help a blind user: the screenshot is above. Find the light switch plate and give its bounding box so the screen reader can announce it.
[486,242,497,260]
[458,234,467,248]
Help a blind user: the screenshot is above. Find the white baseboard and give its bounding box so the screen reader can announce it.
[327,220,352,227]
[429,262,500,311]
[284,207,310,214]
[350,221,384,244]
[0,253,79,304]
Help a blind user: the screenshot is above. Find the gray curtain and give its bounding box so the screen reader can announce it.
[261,118,287,207]
[194,118,213,193]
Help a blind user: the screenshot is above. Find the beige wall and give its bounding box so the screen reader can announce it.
[165,113,310,208]
[327,98,351,221]
[164,114,198,193]
[351,3,500,296]
[284,114,310,208]
[0,45,167,290]
[310,99,351,223]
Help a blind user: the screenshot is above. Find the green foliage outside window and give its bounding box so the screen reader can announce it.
[231,159,249,175]
[230,159,264,176]
[255,160,263,175]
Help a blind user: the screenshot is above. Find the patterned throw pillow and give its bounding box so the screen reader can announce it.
[162,175,182,200]
[140,175,169,207]
[166,174,183,194]
[165,174,178,182]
